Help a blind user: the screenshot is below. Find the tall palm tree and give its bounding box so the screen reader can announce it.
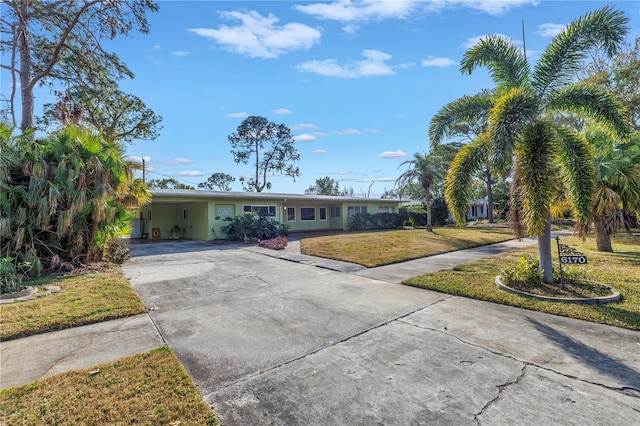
[444,6,630,283]
[587,127,640,251]
[429,90,498,223]
[396,152,444,232]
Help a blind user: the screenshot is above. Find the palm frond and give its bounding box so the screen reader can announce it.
[429,92,494,147]
[555,128,596,234]
[444,136,489,226]
[489,87,539,174]
[460,35,529,88]
[532,6,628,99]
[514,122,558,236]
[547,83,630,137]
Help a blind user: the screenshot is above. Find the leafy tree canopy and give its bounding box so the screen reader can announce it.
[198,173,235,191]
[306,176,340,196]
[228,116,300,192]
[147,178,194,190]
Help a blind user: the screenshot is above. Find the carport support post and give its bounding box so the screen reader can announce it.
[555,236,565,290]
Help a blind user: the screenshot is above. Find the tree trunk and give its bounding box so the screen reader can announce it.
[485,169,494,223]
[425,187,433,232]
[18,5,34,132]
[593,214,613,252]
[538,214,554,284]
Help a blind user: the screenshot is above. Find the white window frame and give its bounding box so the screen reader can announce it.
[347,205,367,218]
[287,207,296,222]
[243,204,277,217]
[319,207,327,221]
[378,206,394,213]
[330,206,340,217]
[300,207,316,221]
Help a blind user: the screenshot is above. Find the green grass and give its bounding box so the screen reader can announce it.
[300,227,515,267]
[0,346,218,425]
[0,267,146,340]
[403,235,640,330]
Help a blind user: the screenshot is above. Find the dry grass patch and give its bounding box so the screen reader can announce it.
[0,346,218,425]
[0,267,145,341]
[300,227,514,267]
[403,235,640,330]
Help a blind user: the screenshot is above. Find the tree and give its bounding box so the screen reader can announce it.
[1,0,159,131]
[228,116,300,192]
[446,6,630,283]
[306,176,340,195]
[396,152,444,232]
[0,124,149,275]
[147,178,194,190]
[430,91,499,223]
[587,126,640,251]
[198,173,235,191]
[39,86,162,144]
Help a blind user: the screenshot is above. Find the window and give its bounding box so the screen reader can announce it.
[287,207,296,222]
[330,206,341,217]
[347,205,367,218]
[183,208,189,220]
[243,205,276,217]
[319,207,327,221]
[378,206,394,213]
[216,207,233,219]
[300,207,316,221]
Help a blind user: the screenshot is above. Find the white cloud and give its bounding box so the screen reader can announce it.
[312,149,329,155]
[226,112,249,118]
[172,157,193,164]
[421,56,456,68]
[365,128,381,133]
[462,33,521,49]
[292,123,318,130]
[334,128,362,135]
[126,155,151,165]
[295,1,537,30]
[188,11,321,59]
[178,170,203,177]
[172,51,190,57]
[296,49,394,78]
[274,108,293,115]
[153,44,161,51]
[538,22,565,37]
[294,133,317,142]
[368,177,395,182]
[378,150,408,158]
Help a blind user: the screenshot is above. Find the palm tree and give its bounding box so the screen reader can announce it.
[396,152,444,232]
[587,127,640,251]
[444,6,630,283]
[429,90,498,223]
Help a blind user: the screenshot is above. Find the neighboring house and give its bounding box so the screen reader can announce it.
[131,189,400,241]
[447,197,493,222]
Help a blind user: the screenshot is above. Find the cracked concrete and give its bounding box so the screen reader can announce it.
[2,239,638,425]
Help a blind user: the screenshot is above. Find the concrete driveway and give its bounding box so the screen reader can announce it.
[122,241,640,425]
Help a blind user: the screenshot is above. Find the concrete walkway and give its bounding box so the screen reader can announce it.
[2,237,639,425]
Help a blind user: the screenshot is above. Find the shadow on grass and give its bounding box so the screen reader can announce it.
[526,317,640,390]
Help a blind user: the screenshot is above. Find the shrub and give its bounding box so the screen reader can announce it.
[103,238,131,264]
[1,257,32,294]
[348,212,404,231]
[501,255,543,286]
[222,212,289,241]
[258,236,288,250]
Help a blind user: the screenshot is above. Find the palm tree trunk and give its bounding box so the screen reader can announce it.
[593,214,613,252]
[425,187,433,232]
[538,213,554,284]
[485,169,494,223]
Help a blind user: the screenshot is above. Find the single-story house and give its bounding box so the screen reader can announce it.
[131,189,401,241]
[447,197,496,222]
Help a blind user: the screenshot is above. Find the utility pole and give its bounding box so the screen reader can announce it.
[142,158,146,183]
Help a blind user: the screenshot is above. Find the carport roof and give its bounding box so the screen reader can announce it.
[150,189,401,204]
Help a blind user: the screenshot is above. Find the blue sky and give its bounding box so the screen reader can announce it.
[22,1,640,196]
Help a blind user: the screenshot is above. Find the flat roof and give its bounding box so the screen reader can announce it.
[150,189,401,204]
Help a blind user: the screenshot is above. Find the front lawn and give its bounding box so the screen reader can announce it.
[300,227,515,267]
[0,267,146,340]
[403,235,640,330]
[0,346,218,425]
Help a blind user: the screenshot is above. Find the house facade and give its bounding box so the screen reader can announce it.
[131,189,400,241]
